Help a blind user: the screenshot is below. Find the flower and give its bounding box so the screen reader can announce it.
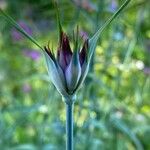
[79,30,89,40]
[143,67,150,75]
[73,0,97,12]
[108,0,118,12]
[22,83,31,93]
[23,49,41,61]
[44,26,89,99]
[11,20,32,41]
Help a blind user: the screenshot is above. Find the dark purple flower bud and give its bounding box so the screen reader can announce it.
[57,32,72,71]
[44,28,89,95]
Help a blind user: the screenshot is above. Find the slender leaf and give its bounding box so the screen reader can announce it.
[89,0,131,60]
[0,8,43,50]
[111,117,144,150]
[75,0,131,91]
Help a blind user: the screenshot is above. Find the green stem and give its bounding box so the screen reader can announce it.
[65,101,74,150]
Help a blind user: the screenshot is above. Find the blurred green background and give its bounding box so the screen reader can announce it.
[0,0,150,150]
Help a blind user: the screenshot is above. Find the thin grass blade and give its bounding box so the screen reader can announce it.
[89,0,131,60]
[0,8,43,50]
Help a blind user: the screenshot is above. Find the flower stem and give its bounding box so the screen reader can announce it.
[65,101,74,150]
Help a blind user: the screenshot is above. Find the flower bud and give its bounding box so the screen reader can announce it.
[43,22,90,98]
[65,51,81,93]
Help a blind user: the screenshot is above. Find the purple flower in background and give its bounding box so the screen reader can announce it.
[22,83,31,93]
[109,0,118,12]
[11,20,32,41]
[23,49,41,61]
[143,67,150,75]
[36,19,52,31]
[73,0,97,12]
[145,40,150,53]
[80,30,89,40]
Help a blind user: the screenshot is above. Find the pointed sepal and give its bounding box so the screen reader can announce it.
[44,51,69,97]
[80,39,88,66]
[65,51,81,93]
[74,59,89,92]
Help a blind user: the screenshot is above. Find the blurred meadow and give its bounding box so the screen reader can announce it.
[0,0,150,150]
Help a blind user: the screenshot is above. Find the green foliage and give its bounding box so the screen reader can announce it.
[0,0,149,150]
